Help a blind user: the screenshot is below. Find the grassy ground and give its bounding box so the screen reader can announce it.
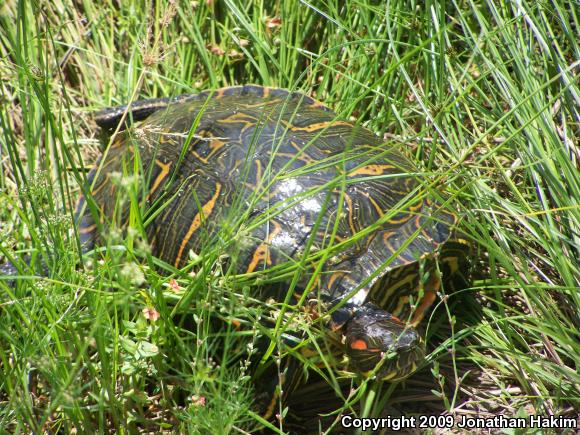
[1,0,578,433]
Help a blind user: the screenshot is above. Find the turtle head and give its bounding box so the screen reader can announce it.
[344,303,424,381]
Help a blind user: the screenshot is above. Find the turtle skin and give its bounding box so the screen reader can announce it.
[79,85,466,384]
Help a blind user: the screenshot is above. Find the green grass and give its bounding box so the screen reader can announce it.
[1,0,579,433]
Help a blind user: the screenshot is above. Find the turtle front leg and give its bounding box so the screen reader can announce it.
[342,302,425,381]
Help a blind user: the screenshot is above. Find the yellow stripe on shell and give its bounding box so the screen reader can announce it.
[174,182,222,267]
[347,164,396,177]
[147,160,172,200]
[245,220,282,274]
[281,120,352,133]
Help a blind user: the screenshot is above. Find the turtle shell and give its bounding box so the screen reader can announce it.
[85,85,457,309]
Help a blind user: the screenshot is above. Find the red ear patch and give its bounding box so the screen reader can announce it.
[350,339,368,350]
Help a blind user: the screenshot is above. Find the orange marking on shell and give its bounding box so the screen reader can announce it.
[327,272,345,291]
[273,151,314,165]
[288,141,315,163]
[384,199,424,225]
[192,151,209,164]
[191,131,229,164]
[210,137,226,152]
[220,111,258,125]
[410,200,424,213]
[415,214,423,230]
[343,192,356,234]
[245,221,282,273]
[304,273,323,293]
[382,231,395,248]
[387,210,414,224]
[348,164,395,177]
[363,192,384,217]
[147,160,172,200]
[246,245,267,274]
[174,183,222,267]
[282,120,352,133]
[242,98,284,109]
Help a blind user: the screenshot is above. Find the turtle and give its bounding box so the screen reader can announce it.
[83,84,469,381]
[3,84,469,401]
